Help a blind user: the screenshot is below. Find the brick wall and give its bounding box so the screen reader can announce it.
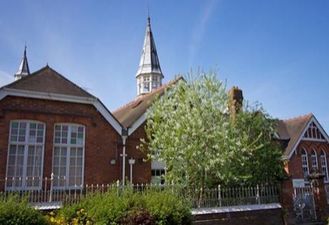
[0,96,123,187]
[125,123,151,184]
[287,140,329,179]
[193,208,284,225]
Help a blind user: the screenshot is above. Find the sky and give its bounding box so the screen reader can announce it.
[0,0,329,130]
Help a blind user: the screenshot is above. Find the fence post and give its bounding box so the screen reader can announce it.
[44,177,47,202]
[218,184,222,207]
[49,173,53,203]
[256,184,260,204]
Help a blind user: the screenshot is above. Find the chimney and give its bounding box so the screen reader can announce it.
[228,86,243,120]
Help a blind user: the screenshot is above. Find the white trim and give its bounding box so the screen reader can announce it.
[287,116,329,160]
[93,101,123,135]
[2,88,96,104]
[191,203,282,215]
[302,138,326,142]
[0,88,123,135]
[128,112,147,136]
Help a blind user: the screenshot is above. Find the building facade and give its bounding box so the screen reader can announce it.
[1,16,329,192]
[277,114,329,187]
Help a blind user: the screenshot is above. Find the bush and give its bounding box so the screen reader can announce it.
[145,190,192,225]
[0,196,47,225]
[56,188,192,225]
[120,208,155,225]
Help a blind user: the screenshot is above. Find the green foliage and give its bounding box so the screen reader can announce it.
[145,190,192,225]
[143,72,284,189]
[55,188,191,225]
[226,105,284,185]
[120,209,155,225]
[0,196,47,225]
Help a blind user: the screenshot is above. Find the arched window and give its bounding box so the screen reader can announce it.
[320,150,329,182]
[310,149,318,171]
[6,120,45,190]
[52,124,85,189]
[301,149,309,179]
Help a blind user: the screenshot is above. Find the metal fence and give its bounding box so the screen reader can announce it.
[0,177,279,209]
[293,186,316,222]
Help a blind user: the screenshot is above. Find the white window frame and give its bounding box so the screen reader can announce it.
[6,120,45,191]
[52,123,85,190]
[301,148,309,180]
[320,150,329,183]
[310,149,318,170]
[303,122,326,141]
[142,75,150,93]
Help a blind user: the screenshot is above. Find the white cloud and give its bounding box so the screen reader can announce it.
[188,0,219,66]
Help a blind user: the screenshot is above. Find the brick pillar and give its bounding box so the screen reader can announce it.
[310,174,329,221]
[280,177,295,225]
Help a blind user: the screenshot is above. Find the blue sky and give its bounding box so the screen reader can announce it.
[0,0,329,130]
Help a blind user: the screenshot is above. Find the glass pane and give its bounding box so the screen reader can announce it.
[30,123,36,129]
[19,122,26,129]
[11,122,18,129]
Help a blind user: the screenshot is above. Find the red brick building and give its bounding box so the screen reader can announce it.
[277,114,329,187]
[1,16,329,193]
[0,65,127,190]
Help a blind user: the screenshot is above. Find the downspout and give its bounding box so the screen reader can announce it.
[121,128,128,186]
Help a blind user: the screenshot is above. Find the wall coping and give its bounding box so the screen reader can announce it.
[191,203,282,215]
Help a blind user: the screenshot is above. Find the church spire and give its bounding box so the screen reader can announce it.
[136,16,164,96]
[14,45,30,81]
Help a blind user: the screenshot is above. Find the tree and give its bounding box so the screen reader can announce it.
[142,72,283,191]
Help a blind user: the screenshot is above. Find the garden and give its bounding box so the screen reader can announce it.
[0,188,192,225]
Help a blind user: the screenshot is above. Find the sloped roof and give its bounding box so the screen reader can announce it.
[4,65,94,98]
[113,76,183,128]
[136,17,163,77]
[277,113,313,158]
[1,65,123,135]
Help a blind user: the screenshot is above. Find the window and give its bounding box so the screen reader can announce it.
[152,76,158,89]
[6,120,45,190]
[151,169,165,185]
[301,149,309,179]
[320,150,329,182]
[52,124,85,189]
[303,122,325,140]
[310,150,318,171]
[143,76,150,93]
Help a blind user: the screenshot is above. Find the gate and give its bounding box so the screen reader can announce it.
[293,187,316,223]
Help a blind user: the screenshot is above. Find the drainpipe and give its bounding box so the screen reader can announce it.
[121,128,128,186]
[128,158,136,184]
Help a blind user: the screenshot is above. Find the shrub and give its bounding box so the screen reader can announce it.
[120,208,155,225]
[56,188,192,225]
[145,190,192,225]
[0,196,47,225]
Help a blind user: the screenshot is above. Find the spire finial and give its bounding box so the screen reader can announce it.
[147,16,151,26]
[147,1,150,25]
[24,43,27,57]
[14,45,31,80]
